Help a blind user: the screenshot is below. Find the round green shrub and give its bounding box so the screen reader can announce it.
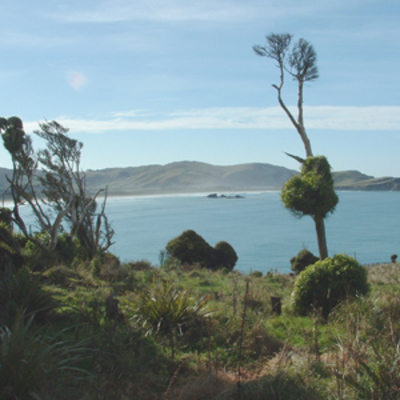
[292,254,369,318]
[166,230,214,267]
[166,230,238,271]
[214,241,238,271]
[281,156,338,219]
[290,249,319,274]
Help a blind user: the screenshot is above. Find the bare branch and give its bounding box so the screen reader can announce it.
[253,33,317,157]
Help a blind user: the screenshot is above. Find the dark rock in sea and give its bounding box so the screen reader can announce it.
[207,193,244,199]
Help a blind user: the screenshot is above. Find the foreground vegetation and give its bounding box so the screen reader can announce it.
[2,248,400,399]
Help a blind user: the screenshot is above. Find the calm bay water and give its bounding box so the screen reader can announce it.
[106,191,400,273]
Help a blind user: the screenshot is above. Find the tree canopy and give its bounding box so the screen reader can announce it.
[0,116,114,258]
[281,156,338,220]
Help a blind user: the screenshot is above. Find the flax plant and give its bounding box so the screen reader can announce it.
[125,279,212,358]
[0,312,91,399]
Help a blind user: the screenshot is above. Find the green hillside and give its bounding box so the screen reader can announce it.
[85,161,298,195]
[1,162,399,197]
[333,170,400,191]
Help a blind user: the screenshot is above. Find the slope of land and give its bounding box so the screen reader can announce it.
[85,162,400,195]
[333,170,400,191]
[0,162,399,196]
[84,161,298,195]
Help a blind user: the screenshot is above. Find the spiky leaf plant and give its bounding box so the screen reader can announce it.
[0,313,91,399]
[125,279,211,358]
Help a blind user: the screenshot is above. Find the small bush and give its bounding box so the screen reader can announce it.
[90,252,125,282]
[214,241,238,271]
[127,260,153,271]
[250,270,263,278]
[166,230,214,267]
[290,249,319,274]
[292,254,369,318]
[166,230,238,271]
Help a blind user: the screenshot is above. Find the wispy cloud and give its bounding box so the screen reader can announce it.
[0,30,77,48]
[52,0,355,24]
[112,110,151,118]
[25,106,400,134]
[58,0,260,23]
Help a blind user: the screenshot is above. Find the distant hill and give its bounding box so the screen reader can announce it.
[85,161,297,195]
[333,170,400,191]
[0,162,399,197]
[85,161,400,195]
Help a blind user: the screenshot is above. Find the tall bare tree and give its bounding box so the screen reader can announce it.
[254,34,337,259]
[253,33,318,157]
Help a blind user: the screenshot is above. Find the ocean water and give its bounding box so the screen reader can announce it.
[105,191,400,273]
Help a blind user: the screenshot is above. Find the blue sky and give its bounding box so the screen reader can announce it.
[1,0,399,176]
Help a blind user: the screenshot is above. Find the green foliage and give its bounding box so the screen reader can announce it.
[23,232,81,271]
[91,324,161,386]
[281,156,338,219]
[290,249,319,274]
[0,268,57,325]
[90,252,124,282]
[166,229,238,271]
[42,264,81,286]
[329,294,400,399]
[0,313,91,400]
[292,254,369,317]
[346,340,400,399]
[55,232,80,264]
[0,207,13,228]
[125,279,211,357]
[1,116,114,259]
[0,221,23,275]
[0,116,27,156]
[214,241,238,271]
[166,229,214,267]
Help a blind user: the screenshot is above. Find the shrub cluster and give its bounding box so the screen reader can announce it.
[292,254,369,318]
[290,249,319,274]
[165,230,238,271]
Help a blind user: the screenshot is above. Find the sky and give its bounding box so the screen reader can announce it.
[1,0,400,177]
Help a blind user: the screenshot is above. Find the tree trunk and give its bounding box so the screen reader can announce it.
[314,216,328,259]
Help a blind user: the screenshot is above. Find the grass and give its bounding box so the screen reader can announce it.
[2,257,400,399]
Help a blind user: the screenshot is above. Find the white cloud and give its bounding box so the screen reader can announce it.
[25,106,400,134]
